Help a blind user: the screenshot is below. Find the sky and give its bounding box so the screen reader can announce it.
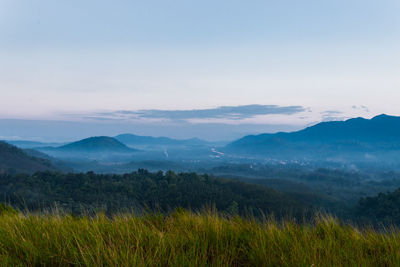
[0,0,399,141]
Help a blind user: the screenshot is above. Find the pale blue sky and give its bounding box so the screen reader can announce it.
[0,0,399,140]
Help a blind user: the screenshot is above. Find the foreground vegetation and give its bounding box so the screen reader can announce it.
[0,207,399,266]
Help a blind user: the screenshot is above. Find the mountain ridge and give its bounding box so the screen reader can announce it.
[115,133,209,147]
[226,114,400,159]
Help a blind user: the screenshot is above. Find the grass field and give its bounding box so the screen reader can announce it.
[0,207,399,266]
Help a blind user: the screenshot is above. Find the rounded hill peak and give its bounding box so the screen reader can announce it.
[59,136,135,152]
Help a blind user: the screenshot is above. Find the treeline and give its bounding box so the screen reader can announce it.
[0,170,316,218]
[356,189,400,225]
[212,164,400,204]
[1,169,399,225]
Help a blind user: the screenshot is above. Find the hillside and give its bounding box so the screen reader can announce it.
[56,136,135,153]
[0,141,54,173]
[226,114,400,160]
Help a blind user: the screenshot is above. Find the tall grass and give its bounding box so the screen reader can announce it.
[0,208,399,266]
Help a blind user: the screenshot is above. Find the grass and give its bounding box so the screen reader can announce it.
[0,207,399,266]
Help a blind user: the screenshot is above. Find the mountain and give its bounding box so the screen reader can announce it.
[226,114,400,161]
[115,134,209,147]
[0,141,55,173]
[35,136,138,162]
[56,136,136,153]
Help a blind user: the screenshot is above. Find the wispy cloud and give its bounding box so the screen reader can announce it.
[77,105,307,123]
[352,105,370,113]
[321,110,348,122]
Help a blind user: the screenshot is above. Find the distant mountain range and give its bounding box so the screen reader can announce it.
[7,134,215,150]
[9,135,217,163]
[0,141,55,173]
[226,114,400,161]
[4,114,400,166]
[114,134,211,147]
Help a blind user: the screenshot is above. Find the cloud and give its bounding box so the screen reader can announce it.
[80,105,306,122]
[352,105,370,112]
[321,110,348,122]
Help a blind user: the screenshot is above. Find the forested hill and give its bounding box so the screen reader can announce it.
[0,141,55,174]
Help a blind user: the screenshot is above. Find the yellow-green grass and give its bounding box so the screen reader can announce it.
[0,210,399,266]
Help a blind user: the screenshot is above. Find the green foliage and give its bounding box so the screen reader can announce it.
[213,164,400,206]
[0,204,17,216]
[227,201,239,216]
[0,170,313,218]
[357,188,400,225]
[3,167,400,225]
[0,211,399,266]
